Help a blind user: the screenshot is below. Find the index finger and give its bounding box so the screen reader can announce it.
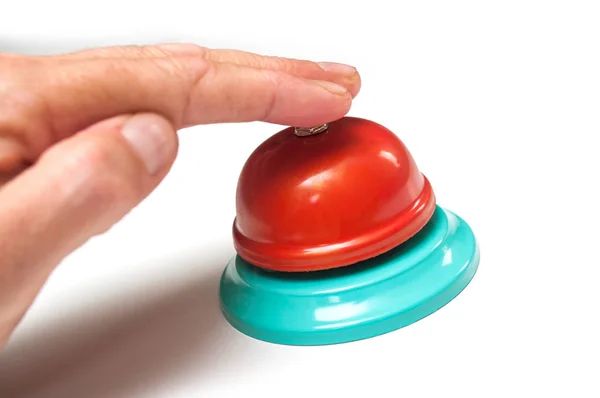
[56,44,361,98]
[5,53,355,159]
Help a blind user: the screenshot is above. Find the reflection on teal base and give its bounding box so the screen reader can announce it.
[219,206,480,346]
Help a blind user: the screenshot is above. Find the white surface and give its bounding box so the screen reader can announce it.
[1,1,600,397]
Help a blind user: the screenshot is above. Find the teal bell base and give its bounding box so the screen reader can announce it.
[219,206,480,346]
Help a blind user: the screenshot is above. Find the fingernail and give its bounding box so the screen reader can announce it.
[317,62,357,76]
[314,80,349,96]
[121,114,173,175]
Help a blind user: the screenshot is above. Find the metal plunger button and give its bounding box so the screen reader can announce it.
[294,124,329,137]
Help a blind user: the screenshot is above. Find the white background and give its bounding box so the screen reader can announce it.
[1,1,599,397]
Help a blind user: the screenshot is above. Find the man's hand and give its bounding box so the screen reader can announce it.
[0,43,360,347]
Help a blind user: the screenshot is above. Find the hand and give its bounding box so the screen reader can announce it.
[0,43,361,347]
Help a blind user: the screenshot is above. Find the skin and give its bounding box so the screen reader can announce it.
[0,43,361,348]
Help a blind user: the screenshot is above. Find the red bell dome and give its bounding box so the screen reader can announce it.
[233,116,436,272]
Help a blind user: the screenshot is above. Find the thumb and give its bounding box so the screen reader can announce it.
[0,113,178,344]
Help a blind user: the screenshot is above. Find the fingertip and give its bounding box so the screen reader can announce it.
[317,62,362,98]
[263,75,353,127]
[265,75,353,126]
[349,69,362,98]
[309,79,354,118]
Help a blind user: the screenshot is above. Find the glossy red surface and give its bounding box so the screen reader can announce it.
[233,116,436,272]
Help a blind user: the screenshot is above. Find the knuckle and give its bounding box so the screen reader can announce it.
[160,52,209,82]
[265,56,309,76]
[0,56,54,157]
[160,43,207,57]
[270,56,290,71]
[0,59,28,116]
[0,83,37,130]
[154,56,210,125]
[106,45,170,59]
[128,45,177,58]
[257,70,280,122]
